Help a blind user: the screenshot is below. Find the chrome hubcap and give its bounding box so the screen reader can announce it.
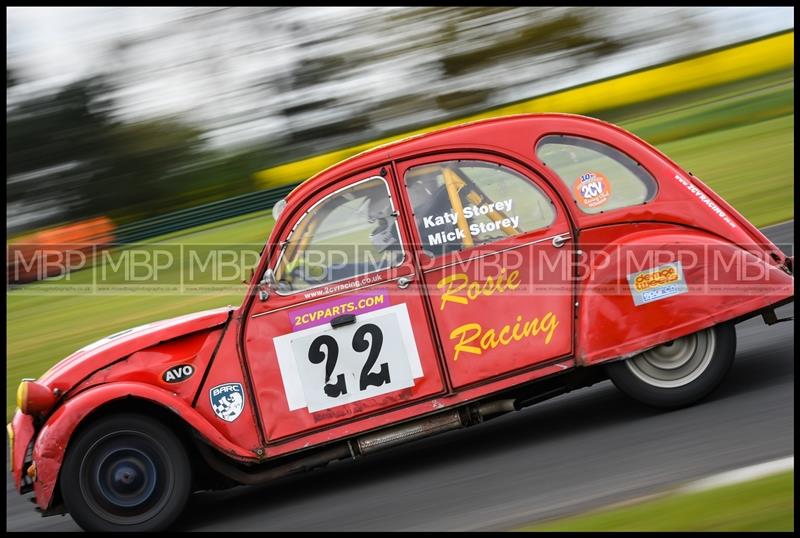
[626,328,715,388]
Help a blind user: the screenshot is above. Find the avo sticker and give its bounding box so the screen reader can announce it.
[162,364,194,383]
[574,172,611,209]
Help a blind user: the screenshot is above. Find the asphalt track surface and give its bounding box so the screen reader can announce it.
[6,222,794,532]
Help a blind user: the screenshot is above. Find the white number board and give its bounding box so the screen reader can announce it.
[273,303,423,413]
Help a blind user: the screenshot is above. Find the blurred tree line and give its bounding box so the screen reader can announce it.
[7,68,275,228]
[7,7,701,232]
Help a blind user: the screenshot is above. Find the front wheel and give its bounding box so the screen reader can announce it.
[60,414,192,532]
[606,323,736,409]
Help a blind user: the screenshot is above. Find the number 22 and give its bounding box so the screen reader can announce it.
[307,323,391,399]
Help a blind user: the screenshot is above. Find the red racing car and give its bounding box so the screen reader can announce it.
[8,114,794,531]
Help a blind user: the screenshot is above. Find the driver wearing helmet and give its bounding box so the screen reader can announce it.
[366,193,402,269]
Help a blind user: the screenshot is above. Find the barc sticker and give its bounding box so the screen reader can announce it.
[210,383,245,422]
[628,262,688,306]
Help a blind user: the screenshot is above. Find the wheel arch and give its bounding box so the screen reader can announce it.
[605,321,737,409]
[575,222,794,366]
[31,382,258,512]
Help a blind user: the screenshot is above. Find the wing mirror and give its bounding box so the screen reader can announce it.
[258,268,277,301]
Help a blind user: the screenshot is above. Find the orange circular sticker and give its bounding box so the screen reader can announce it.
[573,172,611,209]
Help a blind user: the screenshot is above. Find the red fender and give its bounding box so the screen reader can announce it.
[8,410,35,491]
[576,223,794,365]
[31,381,257,511]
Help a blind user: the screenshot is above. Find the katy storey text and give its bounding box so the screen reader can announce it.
[422,199,520,246]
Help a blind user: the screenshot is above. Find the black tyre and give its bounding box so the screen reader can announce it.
[60,413,192,532]
[606,323,736,409]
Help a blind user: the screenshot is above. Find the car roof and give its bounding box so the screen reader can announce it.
[285,113,614,203]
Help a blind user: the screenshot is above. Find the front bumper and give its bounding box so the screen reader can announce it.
[8,409,35,493]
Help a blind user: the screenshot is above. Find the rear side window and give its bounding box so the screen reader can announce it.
[536,135,657,214]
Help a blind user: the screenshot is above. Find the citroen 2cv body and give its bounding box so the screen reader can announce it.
[9,114,794,531]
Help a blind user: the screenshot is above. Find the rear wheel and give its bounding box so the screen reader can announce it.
[606,323,736,409]
[60,413,192,532]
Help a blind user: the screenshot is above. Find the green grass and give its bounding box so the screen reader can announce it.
[518,471,794,531]
[5,70,794,420]
[604,69,794,227]
[602,68,794,145]
[656,115,794,227]
[6,211,276,418]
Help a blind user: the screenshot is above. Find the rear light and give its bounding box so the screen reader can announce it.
[16,380,56,416]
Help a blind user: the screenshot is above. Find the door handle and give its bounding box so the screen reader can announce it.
[397,275,414,289]
[552,235,570,248]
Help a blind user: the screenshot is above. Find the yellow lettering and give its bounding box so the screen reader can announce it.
[480,328,497,350]
[541,311,559,345]
[448,312,560,361]
[436,269,524,311]
[449,323,482,361]
[506,270,521,291]
[467,281,481,300]
[438,274,469,310]
[522,319,535,337]
[511,315,526,340]
[498,325,513,346]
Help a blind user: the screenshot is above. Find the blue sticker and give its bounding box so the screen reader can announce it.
[628,262,688,306]
[210,383,245,422]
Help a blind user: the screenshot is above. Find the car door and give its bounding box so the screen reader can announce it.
[396,153,575,389]
[243,167,446,442]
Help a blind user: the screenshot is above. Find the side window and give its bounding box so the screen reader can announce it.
[405,160,556,257]
[274,177,403,293]
[535,135,657,214]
